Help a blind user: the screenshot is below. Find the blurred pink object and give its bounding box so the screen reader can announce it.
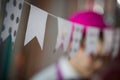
[68,10,108,35]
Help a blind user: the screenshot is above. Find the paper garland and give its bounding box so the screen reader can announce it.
[23,4,119,59]
[1,0,118,58]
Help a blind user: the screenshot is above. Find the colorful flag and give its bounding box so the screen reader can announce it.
[0,0,24,79]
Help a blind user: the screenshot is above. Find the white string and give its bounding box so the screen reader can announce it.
[24,0,31,6]
[24,0,58,19]
[24,0,81,25]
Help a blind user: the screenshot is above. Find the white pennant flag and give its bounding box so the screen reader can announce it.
[24,5,48,49]
[112,28,120,58]
[85,27,100,55]
[69,24,83,57]
[55,18,72,52]
[102,29,114,55]
[1,0,24,43]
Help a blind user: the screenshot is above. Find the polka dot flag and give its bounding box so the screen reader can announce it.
[0,0,24,79]
[1,0,24,46]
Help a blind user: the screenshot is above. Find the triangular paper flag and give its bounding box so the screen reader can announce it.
[69,23,83,57]
[24,5,48,49]
[85,27,100,55]
[55,18,72,52]
[102,29,114,55]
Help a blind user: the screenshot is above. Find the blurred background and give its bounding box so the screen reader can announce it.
[0,0,120,80]
[27,0,119,27]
